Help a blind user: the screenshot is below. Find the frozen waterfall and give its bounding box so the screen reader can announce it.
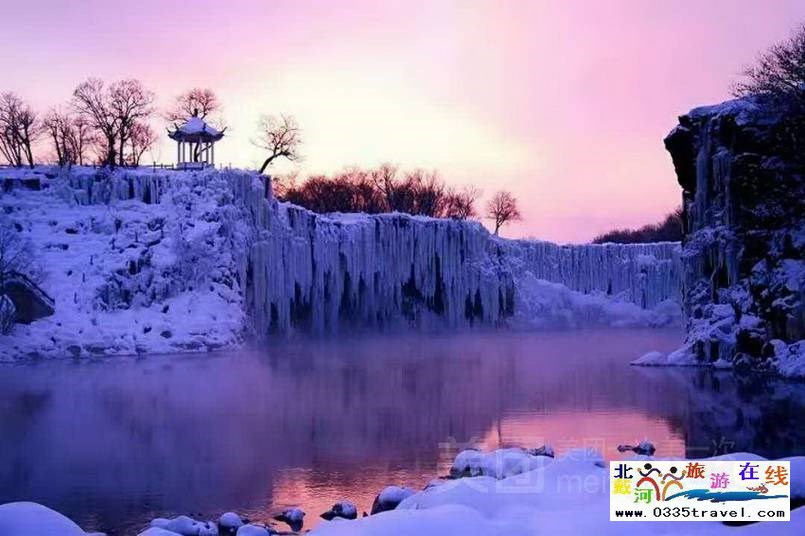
[229,172,681,336]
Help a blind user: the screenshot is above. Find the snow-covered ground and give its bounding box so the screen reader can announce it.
[1,447,801,535]
[0,166,681,359]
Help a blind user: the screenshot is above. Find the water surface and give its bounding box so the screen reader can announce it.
[1,328,803,534]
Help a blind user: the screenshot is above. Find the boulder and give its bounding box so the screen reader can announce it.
[273,507,304,531]
[2,271,55,324]
[320,501,357,521]
[370,486,415,515]
[0,502,87,536]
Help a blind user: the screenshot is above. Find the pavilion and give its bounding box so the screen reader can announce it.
[168,116,225,169]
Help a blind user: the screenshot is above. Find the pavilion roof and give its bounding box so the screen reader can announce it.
[168,117,225,142]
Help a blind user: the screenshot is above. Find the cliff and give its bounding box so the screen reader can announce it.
[0,166,682,359]
[662,94,805,375]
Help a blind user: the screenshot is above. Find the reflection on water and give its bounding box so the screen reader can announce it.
[0,329,803,534]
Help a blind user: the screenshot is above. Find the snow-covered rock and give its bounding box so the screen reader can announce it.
[320,501,358,521]
[235,524,271,536]
[273,507,304,531]
[663,93,804,377]
[218,512,244,534]
[370,486,416,515]
[449,447,552,479]
[150,515,218,536]
[0,502,90,536]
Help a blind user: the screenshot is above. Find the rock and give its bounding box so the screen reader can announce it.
[235,524,271,536]
[664,93,804,376]
[0,502,87,536]
[273,507,304,531]
[1,271,55,324]
[218,512,244,535]
[0,294,16,334]
[527,444,555,458]
[151,515,218,536]
[370,486,415,515]
[320,501,357,521]
[139,529,184,536]
[617,440,656,456]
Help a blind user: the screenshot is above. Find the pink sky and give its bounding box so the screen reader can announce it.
[1,0,802,242]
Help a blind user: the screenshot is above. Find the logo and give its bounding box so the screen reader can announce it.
[610,460,790,521]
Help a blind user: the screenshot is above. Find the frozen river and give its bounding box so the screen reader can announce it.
[1,328,803,534]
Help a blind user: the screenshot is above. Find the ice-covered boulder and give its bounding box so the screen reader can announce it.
[664,93,804,376]
[370,486,416,515]
[0,502,88,536]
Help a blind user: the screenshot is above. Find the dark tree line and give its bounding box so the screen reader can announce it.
[592,208,683,244]
[274,165,522,232]
[274,165,483,219]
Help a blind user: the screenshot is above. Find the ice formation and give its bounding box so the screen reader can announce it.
[0,166,682,357]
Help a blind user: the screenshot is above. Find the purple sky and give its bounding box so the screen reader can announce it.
[2,0,802,241]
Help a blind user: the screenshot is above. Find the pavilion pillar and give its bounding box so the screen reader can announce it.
[211,143,215,166]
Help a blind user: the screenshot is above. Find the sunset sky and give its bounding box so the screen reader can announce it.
[2,0,802,242]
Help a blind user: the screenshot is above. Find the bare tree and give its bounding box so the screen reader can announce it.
[167,88,221,122]
[110,79,154,166]
[0,92,40,167]
[444,186,481,220]
[253,114,301,174]
[72,78,119,166]
[127,122,157,165]
[43,107,79,166]
[733,23,805,105]
[486,190,522,235]
[72,78,154,167]
[68,114,92,165]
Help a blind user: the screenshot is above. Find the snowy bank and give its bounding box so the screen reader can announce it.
[310,448,804,536]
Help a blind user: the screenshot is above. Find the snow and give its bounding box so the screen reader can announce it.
[176,117,221,137]
[0,502,89,536]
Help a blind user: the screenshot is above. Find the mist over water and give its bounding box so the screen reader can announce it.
[1,329,803,534]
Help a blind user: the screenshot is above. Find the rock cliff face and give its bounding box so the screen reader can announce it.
[664,94,805,375]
